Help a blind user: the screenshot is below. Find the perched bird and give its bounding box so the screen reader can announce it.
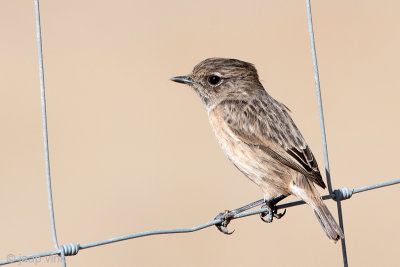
[171,58,344,242]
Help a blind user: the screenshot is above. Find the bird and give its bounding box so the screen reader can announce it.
[171,58,344,242]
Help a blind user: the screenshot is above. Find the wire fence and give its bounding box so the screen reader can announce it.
[1,0,399,266]
[1,178,399,266]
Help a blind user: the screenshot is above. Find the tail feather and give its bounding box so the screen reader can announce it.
[291,175,344,242]
[311,198,344,242]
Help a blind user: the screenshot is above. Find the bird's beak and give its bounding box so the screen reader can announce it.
[170,75,195,85]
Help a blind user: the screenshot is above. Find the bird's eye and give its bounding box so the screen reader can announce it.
[208,75,221,85]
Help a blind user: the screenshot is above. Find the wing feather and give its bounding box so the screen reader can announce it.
[217,97,326,189]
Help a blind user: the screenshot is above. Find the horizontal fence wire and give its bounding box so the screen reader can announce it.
[1,178,399,266]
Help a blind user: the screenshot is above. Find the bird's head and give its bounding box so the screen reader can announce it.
[171,58,263,110]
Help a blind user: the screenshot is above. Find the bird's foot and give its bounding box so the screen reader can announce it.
[260,204,286,223]
[214,195,287,233]
[214,210,236,235]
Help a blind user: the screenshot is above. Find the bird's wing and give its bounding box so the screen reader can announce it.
[215,98,326,189]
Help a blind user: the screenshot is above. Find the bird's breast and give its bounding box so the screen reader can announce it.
[208,111,267,184]
[207,109,292,198]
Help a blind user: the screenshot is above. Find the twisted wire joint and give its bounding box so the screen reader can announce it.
[333,187,354,201]
[60,243,80,256]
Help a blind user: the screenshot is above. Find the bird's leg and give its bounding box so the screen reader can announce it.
[215,195,286,234]
[260,195,287,223]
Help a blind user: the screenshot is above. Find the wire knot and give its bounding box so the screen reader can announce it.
[60,243,80,256]
[333,187,354,201]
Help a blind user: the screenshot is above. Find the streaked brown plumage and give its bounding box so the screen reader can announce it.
[171,58,344,242]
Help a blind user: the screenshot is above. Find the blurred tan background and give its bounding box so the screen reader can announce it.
[1,0,399,266]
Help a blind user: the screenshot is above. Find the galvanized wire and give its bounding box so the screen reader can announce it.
[34,0,65,266]
[1,179,399,266]
[305,0,348,266]
[305,0,333,194]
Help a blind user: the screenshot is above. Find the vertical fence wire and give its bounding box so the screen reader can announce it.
[34,0,66,266]
[305,1,348,266]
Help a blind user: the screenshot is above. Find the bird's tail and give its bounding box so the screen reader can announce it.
[291,175,344,242]
[310,197,344,242]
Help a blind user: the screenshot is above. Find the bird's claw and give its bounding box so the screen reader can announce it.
[214,210,235,235]
[260,204,286,223]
